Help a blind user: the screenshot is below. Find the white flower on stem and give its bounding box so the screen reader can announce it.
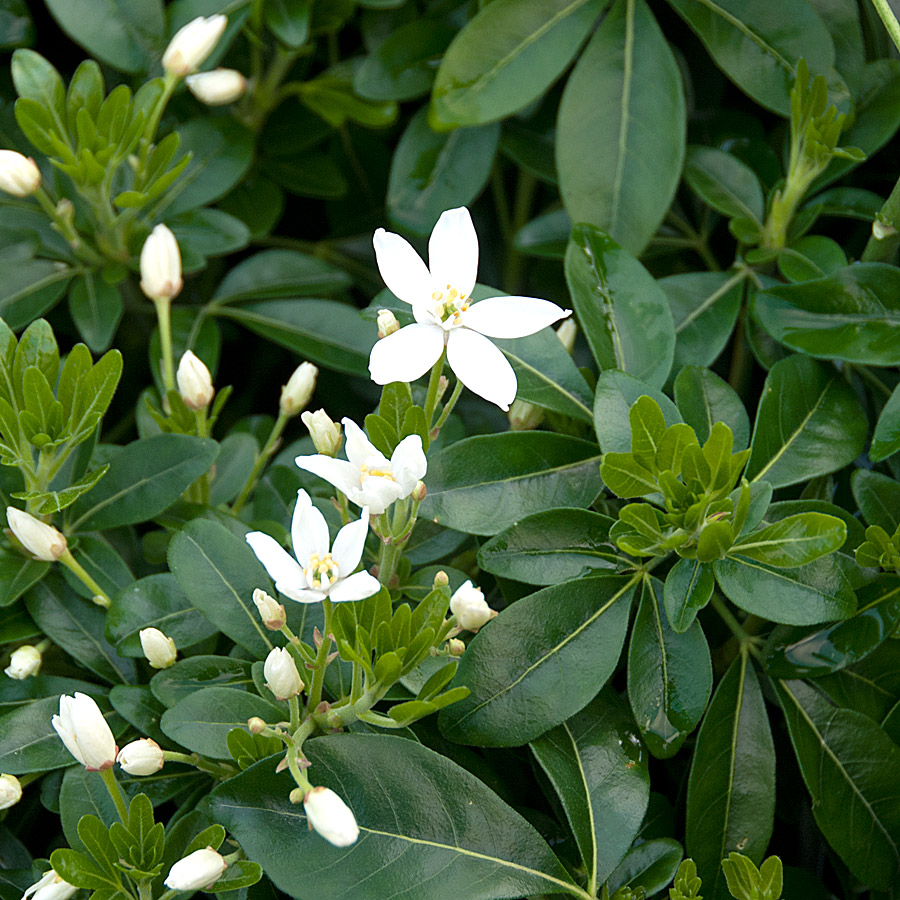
[263,647,303,700]
[162,15,228,77]
[280,362,317,417]
[301,409,342,457]
[0,773,21,809]
[164,847,227,892]
[303,786,359,847]
[368,207,571,411]
[139,627,177,669]
[0,151,40,196]
[246,489,381,604]
[5,644,42,679]
[22,871,77,900]
[295,418,426,516]
[450,580,495,632]
[117,738,165,776]
[52,693,117,771]
[6,507,67,561]
[176,350,214,410]
[185,68,246,105]
[140,224,183,301]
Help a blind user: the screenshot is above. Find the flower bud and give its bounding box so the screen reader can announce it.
[301,409,342,456]
[376,309,400,338]
[253,588,286,630]
[450,581,495,632]
[248,716,267,734]
[556,318,577,353]
[289,787,305,804]
[185,68,246,105]
[52,693,117,771]
[6,507,67,561]
[0,773,22,809]
[448,638,465,656]
[22,871,77,900]
[139,627,177,669]
[264,647,303,700]
[280,362,318,417]
[117,738,165,775]
[4,644,42,679]
[508,398,544,431]
[0,151,40,196]
[176,350,214,410]
[162,15,228,77]
[873,219,897,241]
[411,480,427,502]
[164,847,227,892]
[303,786,359,847]
[140,224,183,300]
[433,570,449,588]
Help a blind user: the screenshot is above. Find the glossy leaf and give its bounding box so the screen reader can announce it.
[67,274,123,353]
[663,557,714,633]
[674,365,750,451]
[730,513,846,568]
[870,379,900,462]
[852,469,900,532]
[683,146,764,221]
[150,656,254,708]
[607,838,683,895]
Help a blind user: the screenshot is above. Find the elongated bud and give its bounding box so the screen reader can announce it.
[448,638,465,656]
[4,644,42,679]
[248,716,266,734]
[303,786,359,847]
[508,398,543,431]
[176,350,214,410]
[140,224,183,300]
[22,871,77,900]
[264,647,303,700]
[376,309,400,338]
[556,318,577,353]
[117,738,165,775]
[280,362,318,417]
[6,507,67,561]
[433,570,449,588]
[253,588,286,630]
[450,580,495,632]
[0,151,40,196]
[301,409,342,456]
[162,15,227,77]
[0,774,22,809]
[164,847,227,892]
[186,68,246,105]
[51,693,117,771]
[139,627,177,669]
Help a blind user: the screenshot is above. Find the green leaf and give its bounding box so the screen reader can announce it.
[431,0,606,126]
[0,258,74,330]
[607,837,683,895]
[0,554,48,607]
[674,366,750,451]
[683,146,764,221]
[531,689,649,893]
[870,379,900,462]
[745,355,866,489]
[600,453,659,500]
[0,0,33,49]
[264,0,311,47]
[211,734,580,900]
[150,655,253,708]
[663,557,714,633]
[13,464,109,515]
[439,575,636,746]
[686,654,775,899]
[557,0,685,255]
[67,274,123,353]
[12,49,66,133]
[731,513,846,567]
[852,469,900,532]
[60,769,119,853]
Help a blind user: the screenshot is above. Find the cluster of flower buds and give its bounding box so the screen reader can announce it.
[0,773,21,809]
[4,643,42,679]
[263,647,304,700]
[140,627,177,669]
[140,223,183,302]
[0,150,40,197]
[280,362,318,417]
[52,693,117,771]
[176,350,215,411]
[6,507,67,561]
[449,581,496,632]
[301,409,343,457]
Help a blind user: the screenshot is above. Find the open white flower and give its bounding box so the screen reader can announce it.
[246,489,381,604]
[295,418,426,516]
[369,207,571,410]
[22,871,76,900]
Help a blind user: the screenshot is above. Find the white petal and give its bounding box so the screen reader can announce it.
[342,418,386,471]
[331,508,369,574]
[246,532,307,589]
[292,493,330,566]
[52,714,86,767]
[368,323,444,385]
[277,582,327,604]
[463,296,571,339]
[447,328,517,411]
[357,475,405,514]
[429,208,478,299]
[373,228,432,306]
[295,454,360,497]
[390,435,427,494]
[329,570,382,603]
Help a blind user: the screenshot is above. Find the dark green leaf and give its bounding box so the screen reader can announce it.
[674,366,749,451]
[663,557,714,633]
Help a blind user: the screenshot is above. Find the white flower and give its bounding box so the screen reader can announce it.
[0,151,40,196]
[0,773,21,809]
[6,507,67,561]
[140,224,183,301]
[185,68,246,105]
[52,693,117,771]
[295,418,426,516]
[22,871,77,900]
[253,588,286,629]
[5,644,42,679]
[117,738,165,776]
[164,847,227,892]
[368,207,571,411]
[303,786,359,847]
[176,350,214,410]
[450,581,495,632]
[139,627,177,669]
[162,15,228,77]
[263,647,303,700]
[301,409,342,457]
[246,490,381,604]
[280,362,317,417]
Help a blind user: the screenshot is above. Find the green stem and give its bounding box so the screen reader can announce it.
[137,72,179,180]
[305,599,333,714]
[432,379,464,435]
[162,750,236,778]
[58,549,111,608]
[862,173,900,263]
[871,0,900,53]
[33,189,103,265]
[232,411,290,514]
[152,296,176,397]
[422,350,446,434]
[378,539,401,586]
[503,171,537,294]
[99,767,128,823]
[289,694,300,732]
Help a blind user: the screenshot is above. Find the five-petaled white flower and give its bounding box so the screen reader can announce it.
[246,489,381,604]
[368,207,571,411]
[295,418,426,516]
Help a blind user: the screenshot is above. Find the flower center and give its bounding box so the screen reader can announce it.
[360,462,396,481]
[431,285,469,324]
[306,553,340,590]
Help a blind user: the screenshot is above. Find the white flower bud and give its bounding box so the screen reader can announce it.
[139,627,177,669]
[280,362,318,417]
[263,647,303,700]
[0,773,22,809]
[253,588,286,630]
[4,644,42,679]
[301,409,342,457]
[6,507,67,561]
[376,309,400,339]
[164,847,227,892]
[411,480,427,502]
[185,68,246,105]
[556,318,577,353]
[51,693,117,771]
[162,15,228,77]
[176,350,214,410]
[117,738,165,776]
[22,871,77,900]
[0,151,40,196]
[450,581,495,632]
[508,399,544,431]
[247,716,266,734]
[303,786,359,847]
[140,224,183,300]
[448,638,465,656]
[433,570,449,588]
